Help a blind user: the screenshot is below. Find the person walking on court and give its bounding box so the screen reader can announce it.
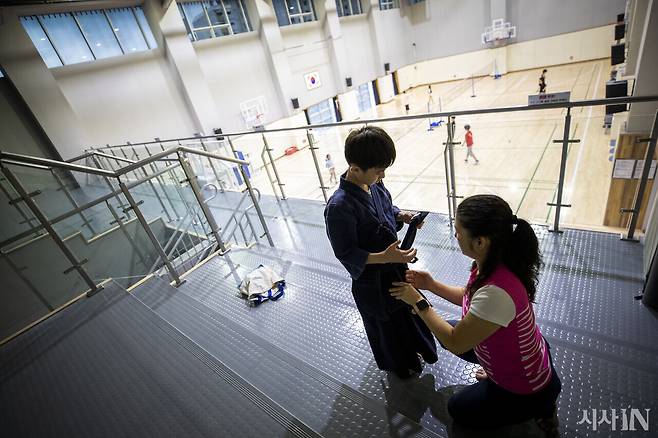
[464,125,479,164]
[389,194,561,435]
[325,154,337,185]
[539,69,547,93]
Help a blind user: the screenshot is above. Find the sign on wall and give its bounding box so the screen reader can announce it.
[528,92,571,105]
[304,71,322,90]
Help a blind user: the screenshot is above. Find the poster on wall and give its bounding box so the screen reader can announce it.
[304,71,322,90]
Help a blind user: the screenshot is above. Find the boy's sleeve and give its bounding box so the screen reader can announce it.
[325,205,369,279]
[382,184,404,231]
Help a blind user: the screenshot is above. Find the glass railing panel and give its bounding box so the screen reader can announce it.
[447,109,567,226]
[1,230,89,342]
[122,158,214,277]
[554,108,655,231]
[58,192,160,289]
[248,128,330,202]
[0,174,42,243]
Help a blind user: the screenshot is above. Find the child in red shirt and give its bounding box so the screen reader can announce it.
[464,125,479,164]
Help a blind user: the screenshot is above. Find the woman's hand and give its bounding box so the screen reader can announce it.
[405,270,435,291]
[383,240,417,263]
[389,282,423,306]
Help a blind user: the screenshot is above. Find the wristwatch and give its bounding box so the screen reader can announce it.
[415,298,431,312]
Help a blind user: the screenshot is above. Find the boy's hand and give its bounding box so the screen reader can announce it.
[397,211,424,229]
[383,240,417,264]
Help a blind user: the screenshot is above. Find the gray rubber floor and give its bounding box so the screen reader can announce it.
[1,194,655,437]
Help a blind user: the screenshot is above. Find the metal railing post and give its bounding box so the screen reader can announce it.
[622,110,658,241]
[228,137,274,247]
[176,151,228,254]
[198,138,225,193]
[1,166,101,296]
[548,108,578,233]
[261,146,280,201]
[444,115,460,223]
[443,143,453,223]
[262,133,287,199]
[307,129,329,203]
[118,180,184,286]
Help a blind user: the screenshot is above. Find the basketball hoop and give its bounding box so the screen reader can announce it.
[240,96,268,130]
[482,18,516,48]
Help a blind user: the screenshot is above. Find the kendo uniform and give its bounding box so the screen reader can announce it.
[325,173,438,378]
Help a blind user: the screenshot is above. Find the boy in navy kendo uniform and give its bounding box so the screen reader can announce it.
[324,126,437,379]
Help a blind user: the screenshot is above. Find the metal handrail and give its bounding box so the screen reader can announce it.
[0,151,115,177]
[0,147,248,178]
[93,95,658,151]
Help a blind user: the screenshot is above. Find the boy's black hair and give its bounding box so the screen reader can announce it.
[464,124,471,130]
[542,69,547,73]
[344,126,396,171]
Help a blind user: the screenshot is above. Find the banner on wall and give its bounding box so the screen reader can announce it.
[304,71,322,90]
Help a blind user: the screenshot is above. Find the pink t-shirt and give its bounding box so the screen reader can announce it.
[462,265,552,394]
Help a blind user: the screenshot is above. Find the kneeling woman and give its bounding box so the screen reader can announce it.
[390,195,561,432]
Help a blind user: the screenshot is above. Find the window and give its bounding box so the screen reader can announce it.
[379,0,399,10]
[307,98,336,126]
[20,7,157,68]
[273,0,316,27]
[356,83,373,113]
[336,0,362,17]
[177,0,252,41]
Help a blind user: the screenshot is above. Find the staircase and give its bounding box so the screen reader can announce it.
[1,194,654,437]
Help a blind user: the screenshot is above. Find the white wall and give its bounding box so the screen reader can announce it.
[341,16,378,87]
[0,0,628,160]
[507,25,614,71]
[376,74,395,103]
[53,52,196,146]
[282,22,338,110]
[396,25,615,91]
[195,33,283,131]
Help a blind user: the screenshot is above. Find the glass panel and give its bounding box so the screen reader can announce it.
[1,232,88,340]
[0,176,42,244]
[350,0,361,14]
[63,193,160,289]
[300,0,313,14]
[288,0,301,15]
[124,156,215,277]
[5,165,80,229]
[20,16,63,68]
[181,1,211,30]
[133,7,158,49]
[273,0,291,26]
[206,0,229,25]
[39,14,94,65]
[231,0,252,33]
[308,98,337,125]
[74,10,123,59]
[357,82,373,113]
[194,29,213,40]
[106,8,148,53]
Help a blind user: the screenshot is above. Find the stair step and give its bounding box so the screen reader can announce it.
[133,276,440,438]
[0,282,312,437]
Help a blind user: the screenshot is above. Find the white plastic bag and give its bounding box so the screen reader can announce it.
[238,265,286,306]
